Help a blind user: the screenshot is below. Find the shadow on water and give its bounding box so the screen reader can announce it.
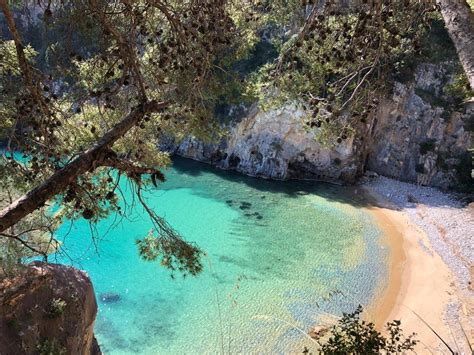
[167,157,205,177]
[170,156,381,209]
[170,156,471,210]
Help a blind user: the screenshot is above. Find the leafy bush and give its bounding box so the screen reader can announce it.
[455,151,474,193]
[47,298,67,318]
[415,163,425,174]
[444,71,471,106]
[36,339,66,355]
[436,153,449,171]
[317,305,418,354]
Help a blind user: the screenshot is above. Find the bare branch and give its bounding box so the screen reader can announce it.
[0,232,46,258]
[340,62,377,110]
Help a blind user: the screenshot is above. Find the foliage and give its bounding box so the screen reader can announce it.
[455,151,474,193]
[0,40,37,139]
[36,338,66,355]
[5,317,20,331]
[47,298,67,318]
[0,156,61,275]
[0,0,468,277]
[135,228,203,278]
[444,70,472,105]
[0,0,263,275]
[244,1,440,145]
[318,305,418,354]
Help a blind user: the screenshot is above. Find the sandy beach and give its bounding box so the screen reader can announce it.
[361,176,473,354]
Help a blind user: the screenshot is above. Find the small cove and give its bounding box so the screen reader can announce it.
[53,157,390,354]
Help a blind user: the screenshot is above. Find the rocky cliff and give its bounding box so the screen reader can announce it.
[368,62,472,189]
[0,262,100,355]
[169,104,362,183]
[166,62,472,190]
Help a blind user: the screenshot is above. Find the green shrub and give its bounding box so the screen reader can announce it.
[5,318,20,331]
[415,163,425,174]
[436,154,449,171]
[414,88,451,110]
[444,71,471,106]
[465,113,474,132]
[37,339,66,355]
[455,151,474,193]
[318,305,418,354]
[419,18,457,63]
[47,298,67,319]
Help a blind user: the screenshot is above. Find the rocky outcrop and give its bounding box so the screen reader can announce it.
[0,262,100,355]
[169,105,363,183]
[167,62,472,189]
[368,62,472,189]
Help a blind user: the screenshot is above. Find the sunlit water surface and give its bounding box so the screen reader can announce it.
[53,157,388,354]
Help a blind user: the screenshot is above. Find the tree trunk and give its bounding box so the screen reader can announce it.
[438,0,474,93]
[0,100,168,233]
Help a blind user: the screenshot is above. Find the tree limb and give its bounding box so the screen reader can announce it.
[0,100,169,233]
[102,155,166,182]
[340,62,377,110]
[89,0,148,99]
[0,232,46,258]
[0,0,53,158]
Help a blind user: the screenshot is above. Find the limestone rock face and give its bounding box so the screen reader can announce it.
[220,105,359,181]
[167,62,471,189]
[172,105,361,183]
[0,262,101,355]
[368,63,472,189]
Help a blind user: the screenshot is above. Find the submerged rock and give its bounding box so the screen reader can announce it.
[0,262,101,354]
[240,201,253,210]
[309,325,329,339]
[99,292,121,304]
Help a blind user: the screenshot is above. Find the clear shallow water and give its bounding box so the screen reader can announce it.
[53,157,388,354]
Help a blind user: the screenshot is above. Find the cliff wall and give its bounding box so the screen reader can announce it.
[368,63,472,189]
[167,62,472,189]
[171,104,362,183]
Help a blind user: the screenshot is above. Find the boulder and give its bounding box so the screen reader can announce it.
[99,292,121,304]
[308,325,330,339]
[0,262,101,355]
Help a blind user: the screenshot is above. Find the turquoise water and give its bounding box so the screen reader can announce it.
[53,157,387,354]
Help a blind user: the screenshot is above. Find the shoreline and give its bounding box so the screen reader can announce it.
[363,198,406,331]
[361,177,473,353]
